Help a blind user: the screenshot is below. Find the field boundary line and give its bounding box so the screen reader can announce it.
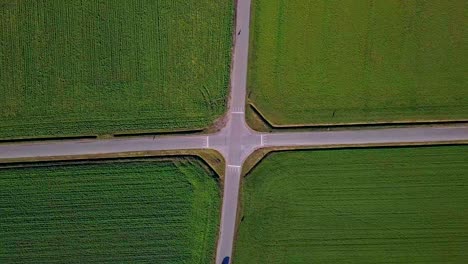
[247,103,468,131]
[241,141,468,178]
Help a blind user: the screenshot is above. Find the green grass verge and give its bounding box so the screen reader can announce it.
[0,0,233,139]
[235,146,468,263]
[248,0,467,125]
[0,158,220,263]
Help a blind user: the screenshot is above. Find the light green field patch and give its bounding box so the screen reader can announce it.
[248,0,467,125]
[235,146,468,263]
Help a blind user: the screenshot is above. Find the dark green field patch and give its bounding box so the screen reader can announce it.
[235,146,468,263]
[0,1,233,139]
[0,158,220,263]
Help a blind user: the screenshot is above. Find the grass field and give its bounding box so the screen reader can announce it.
[248,0,467,126]
[0,1,233,139]
[0,158,220,263]
[235,146,468,263]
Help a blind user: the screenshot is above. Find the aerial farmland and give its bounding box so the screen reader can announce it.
[247,0,467,127]
[0,1,467,264]
[0,158,220,263]
[235,146,468,263]
[0,0,233,139]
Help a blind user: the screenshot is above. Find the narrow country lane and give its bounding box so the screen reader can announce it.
[263,126,468,148]
[0,135,208,160]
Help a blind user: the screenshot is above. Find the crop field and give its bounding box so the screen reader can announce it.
[248,0,467,126]
[0,158,220,263]
[0,1,233,139]
[235,146,468,263]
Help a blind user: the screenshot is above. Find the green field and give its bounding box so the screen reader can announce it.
[235,146,468,263]
[0,1,233,139]
[248,0,467,126]
[0,158,220,263]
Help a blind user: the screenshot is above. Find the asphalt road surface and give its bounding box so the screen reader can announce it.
[0,135,208,160]
[0,0,467,263]
[264,126,468,148]
[212,0,254,262]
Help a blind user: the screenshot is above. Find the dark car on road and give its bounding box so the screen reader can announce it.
[222,256,230,264]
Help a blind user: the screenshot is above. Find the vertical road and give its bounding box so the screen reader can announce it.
[230,0,252,115]
[216,164,242,264]
[215,0,253,263]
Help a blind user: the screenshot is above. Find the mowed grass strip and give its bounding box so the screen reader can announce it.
[0,158,220,263]
[0,0,233,139]
[248,0,467,125]
[235,146,468,263]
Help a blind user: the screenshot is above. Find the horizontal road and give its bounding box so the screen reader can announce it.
[264,126,468,148]
[0,135,208,160]
[2,126,467,161]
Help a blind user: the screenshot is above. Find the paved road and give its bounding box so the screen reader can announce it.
[264,126,468,148]
[0,135,208,160]
[3,126,467,161]
[0,1,467,263]
[212,0,254,262]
